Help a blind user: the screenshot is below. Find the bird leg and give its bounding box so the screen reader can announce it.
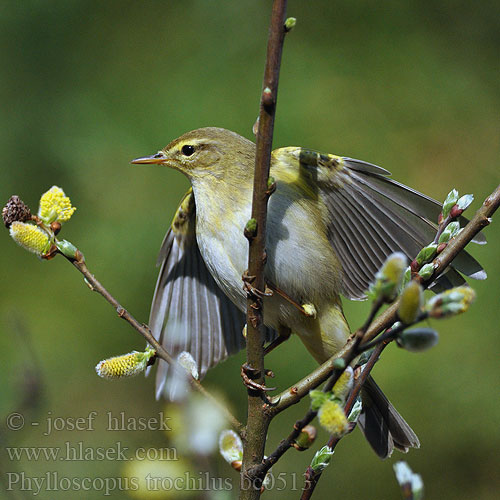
[264,325,291,356]
[266,282,317,318]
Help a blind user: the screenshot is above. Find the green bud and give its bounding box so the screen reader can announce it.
[332,358,346,370]
[401,266,412,290]
[244,218,257,238]
[415,244,438,265]
[457,194,474,211]
[442,189,459,218]
[393,461,424,500]
[398,281,423,324]
[347,399,363,423]
[310,445,334,473]
[448,221,461,235]
[56,239,78,259]
[438,231,450,244]
[309,390,329,411]
[438,221,460,244]
[284,17,297,32]
[293,425,317,451]
[418,262,435,281]
[267,176,275,189]
[397,328,439,353]
[381,252,407,284]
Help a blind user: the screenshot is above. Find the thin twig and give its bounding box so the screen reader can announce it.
[240,1,288,499]
[64,251,245,435]
[300,342,387,499]
[359,317,425,353]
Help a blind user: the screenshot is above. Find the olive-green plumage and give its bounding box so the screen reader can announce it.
[132,127,485,458]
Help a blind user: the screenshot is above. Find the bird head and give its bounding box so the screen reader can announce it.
[131,127,255,183]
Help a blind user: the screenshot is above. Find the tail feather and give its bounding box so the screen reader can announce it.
[358,375,419,459]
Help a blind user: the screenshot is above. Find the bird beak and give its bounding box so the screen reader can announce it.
[131,152,167,164]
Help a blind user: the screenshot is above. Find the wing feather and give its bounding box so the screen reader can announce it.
[149,191,247,399]
[301,153,486,299]
[344,158,486,245]
[347,166,486,280]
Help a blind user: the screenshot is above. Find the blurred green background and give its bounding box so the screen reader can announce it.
[1,1,499,499]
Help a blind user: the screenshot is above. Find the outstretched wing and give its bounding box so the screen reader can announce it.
[276,148,486,300]
[149,189,246,399]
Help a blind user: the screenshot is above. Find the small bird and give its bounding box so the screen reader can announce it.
[132,127,485,458]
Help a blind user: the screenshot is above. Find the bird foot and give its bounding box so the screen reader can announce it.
[240,363,276,393]
[242,271,273,299]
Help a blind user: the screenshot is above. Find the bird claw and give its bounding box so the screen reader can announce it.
[242,271,273,299]
[240,363,276,393]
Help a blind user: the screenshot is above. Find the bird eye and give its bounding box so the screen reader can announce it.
[181,145,195,157]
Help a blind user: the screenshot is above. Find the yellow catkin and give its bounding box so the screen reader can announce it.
[9,221,50,255]
[219,430,243,464]
[38,186,76,223]
[318,400,348,437]
[96,352,145,379]
[332,366,353,401]
[382,252,407,285]
[398,281,423,324]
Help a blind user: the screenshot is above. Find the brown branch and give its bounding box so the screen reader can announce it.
[240,1,288,498]
[63,251,245,435]
[265,328,360,416]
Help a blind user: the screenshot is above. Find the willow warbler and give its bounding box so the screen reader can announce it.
[132,127,485,458]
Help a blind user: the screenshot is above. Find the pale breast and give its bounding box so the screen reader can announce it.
[193,180,343,318]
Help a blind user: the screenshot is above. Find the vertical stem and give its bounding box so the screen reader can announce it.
[300,342,387,499]
[240,1,288,499]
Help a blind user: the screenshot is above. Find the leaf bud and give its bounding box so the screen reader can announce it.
[397,328,439,353]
